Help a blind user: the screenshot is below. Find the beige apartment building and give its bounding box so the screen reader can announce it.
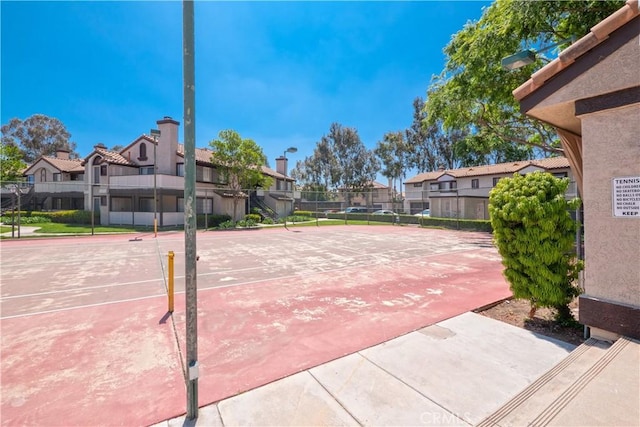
[404,157,575,220]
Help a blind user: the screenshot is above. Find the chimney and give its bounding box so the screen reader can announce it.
[94,143,106,150]
[276,156,287,176]
[56,149,70,160]
[156,116,180,175]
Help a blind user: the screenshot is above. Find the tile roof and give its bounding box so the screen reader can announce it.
[261,165,287,180]
[87,147,137,166]
[176,144,216,164]
[405,171,444,184]
[24,156,85,174]
[45,157,85,173]
[119,135,156,154]
[514,0,639,101]
[407,157,570,182]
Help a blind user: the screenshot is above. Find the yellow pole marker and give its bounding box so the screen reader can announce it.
[168,251,175,313]
[154,218,158,238]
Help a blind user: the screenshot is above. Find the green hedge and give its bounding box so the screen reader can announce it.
[319,212,492,232]
[2,210,97,224]
[415,216,493,232]
[198,214,231,228]
[292,210,313,217]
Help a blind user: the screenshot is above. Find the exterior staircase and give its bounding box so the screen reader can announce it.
[250,193,278,220]
[478,336,640,426]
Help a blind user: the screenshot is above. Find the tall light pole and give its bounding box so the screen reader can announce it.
[150,128,161,237]
[283,147,297,219]
[183,0,198,420]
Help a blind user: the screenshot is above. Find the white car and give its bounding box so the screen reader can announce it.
[372,210,397,215]
[414,209,430,217]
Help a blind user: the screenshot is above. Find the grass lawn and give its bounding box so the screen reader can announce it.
[283,219,398,227]
[1,218,400,237]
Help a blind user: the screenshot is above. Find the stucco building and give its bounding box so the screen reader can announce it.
[513,0,639,340]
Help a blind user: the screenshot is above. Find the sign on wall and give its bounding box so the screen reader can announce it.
[612,176,640,217]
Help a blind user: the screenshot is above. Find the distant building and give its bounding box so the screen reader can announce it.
[404,157,575,219]
[17,117,290,226]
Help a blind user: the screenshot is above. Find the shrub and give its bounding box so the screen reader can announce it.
[262,217,274,225]
[198,214,232,228]
[218,220,235,229]
[285,215,311,223]
[0,215,51,224]
[237,218,257,228]
[3,210,95,224]
[245,213,262,223]
[489,172,582,322]
[292,210,312,217]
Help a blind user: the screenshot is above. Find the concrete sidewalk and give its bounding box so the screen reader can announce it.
[153,312,580,426]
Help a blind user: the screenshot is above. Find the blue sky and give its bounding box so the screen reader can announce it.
[1,1,489,176]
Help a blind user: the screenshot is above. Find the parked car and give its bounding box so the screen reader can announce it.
[414,209,430,217]
[372,210,397,215]
[338,207,369,214]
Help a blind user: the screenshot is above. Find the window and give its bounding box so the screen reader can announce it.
[100,165,107,176]
[450,181,457,190]
[111,197,132,211]
[40,169,47,182]
[413,183,422,188]
[177,197,184,212]
[138,142,147,160]
[196,165,213,182]
[196,198,213,214]
[100,196,107,206]
[430,183,439,191]
[553,172,568,178]
[472,179,479,189]
[139,167,154,175]
[26,175,34,184]
[493,177,501,187]
[53,173,61,182]
[139,198,154,212]
[93,166,100,184]
[176,163,184,177]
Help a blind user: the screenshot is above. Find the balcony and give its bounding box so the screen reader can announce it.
[34,181,85,194]
[109,174,184,190]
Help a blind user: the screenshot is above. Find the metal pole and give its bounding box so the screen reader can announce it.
[183,0,198,420]
[90,184,95,236]
[11,193,15,238]
[154,135,158,238]
[17,189,21,239]
[168,251,175,313]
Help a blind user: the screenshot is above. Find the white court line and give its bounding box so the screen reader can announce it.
[0,265,265,301]
[0,247,491,320]
[0,277,165,300]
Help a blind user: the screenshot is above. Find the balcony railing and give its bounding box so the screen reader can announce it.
[34,181,85,193]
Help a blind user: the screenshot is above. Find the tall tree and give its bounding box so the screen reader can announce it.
[0,142,27,182]
[405,97,463,171]
[291,123,380,203]
[209,130,272,222]
[375,131,407,207]
[1,114,78,163]
[322,123,379,204]
[424,0,622,158]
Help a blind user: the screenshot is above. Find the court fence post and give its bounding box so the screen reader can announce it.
[168,251,175,313]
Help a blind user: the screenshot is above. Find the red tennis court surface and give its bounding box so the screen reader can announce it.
[1,225,510,426]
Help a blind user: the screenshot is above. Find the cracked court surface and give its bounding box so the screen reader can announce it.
[0,225,510,426]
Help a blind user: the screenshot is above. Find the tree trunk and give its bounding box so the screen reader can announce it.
[528,303,537,319]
